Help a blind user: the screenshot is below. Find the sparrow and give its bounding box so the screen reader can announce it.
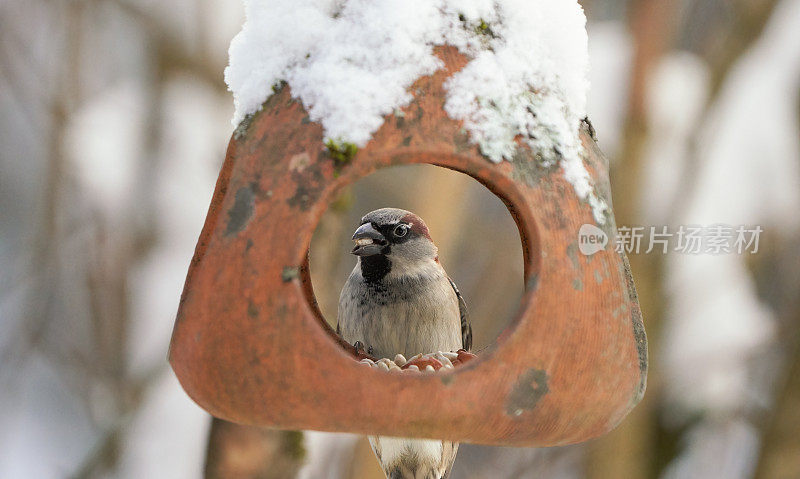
[337,208,472,479]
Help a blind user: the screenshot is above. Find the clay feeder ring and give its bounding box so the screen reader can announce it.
[169,47,647,447]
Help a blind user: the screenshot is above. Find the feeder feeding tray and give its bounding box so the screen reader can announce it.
[169,47,647,447]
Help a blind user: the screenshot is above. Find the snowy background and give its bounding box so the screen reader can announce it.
[1,0,800,478]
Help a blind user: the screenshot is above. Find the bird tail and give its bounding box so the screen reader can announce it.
[371,436,458,479]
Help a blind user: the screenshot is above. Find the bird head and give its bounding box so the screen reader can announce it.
[351,208,437,270]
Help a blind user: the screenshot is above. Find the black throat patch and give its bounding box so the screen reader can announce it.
[360,254,392,283]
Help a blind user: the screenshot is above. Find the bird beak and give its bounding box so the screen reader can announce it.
[351,223,387,256]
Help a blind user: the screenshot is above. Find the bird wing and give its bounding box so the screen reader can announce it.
[448,277,472,351]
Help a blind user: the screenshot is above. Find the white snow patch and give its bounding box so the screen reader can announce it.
[664,254,775,414]
[116,373,209,479]
[641,52,710,225]
[0,356,98,478]
[662,419,760,479]
[226,0,447,145]
[65,81,145,219]
[226,0,605,222]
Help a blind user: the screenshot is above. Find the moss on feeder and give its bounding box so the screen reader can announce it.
[325,139,358,176]
[458,13,497,39]
[234,81,288,140]
[476,20,495,38]
[281,430,306,461]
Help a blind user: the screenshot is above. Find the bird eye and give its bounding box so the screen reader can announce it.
[393,224,409,237]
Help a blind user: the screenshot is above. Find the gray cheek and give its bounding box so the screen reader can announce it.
[390,238,435,261]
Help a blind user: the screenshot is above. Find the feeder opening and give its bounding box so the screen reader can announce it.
[307,164,525,370]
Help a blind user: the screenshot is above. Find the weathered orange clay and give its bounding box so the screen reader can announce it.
[169,47,647,446]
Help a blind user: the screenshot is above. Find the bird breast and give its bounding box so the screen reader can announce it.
[338,263,462,360]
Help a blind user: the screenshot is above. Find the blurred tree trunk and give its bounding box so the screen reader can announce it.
[204,418,305,479]
[668,0,782,223]
[345,438,386,479]
[755,328,800,478]
[586,1,678,478]
[752,105,800,478]
[589,0,784,476]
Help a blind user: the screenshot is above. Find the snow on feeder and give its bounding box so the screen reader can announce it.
[169,0,647,446]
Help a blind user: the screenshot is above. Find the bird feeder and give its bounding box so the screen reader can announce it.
[169,47,647,447]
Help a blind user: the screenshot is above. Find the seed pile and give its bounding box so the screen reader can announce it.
[359,350,476,373]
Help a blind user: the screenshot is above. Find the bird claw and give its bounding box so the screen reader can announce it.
[353,340,365,354]
[352,341,374,360]
[456,349,477,362]
[448,349,477,367]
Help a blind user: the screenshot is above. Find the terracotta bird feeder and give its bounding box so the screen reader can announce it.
[169,47,647,447]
